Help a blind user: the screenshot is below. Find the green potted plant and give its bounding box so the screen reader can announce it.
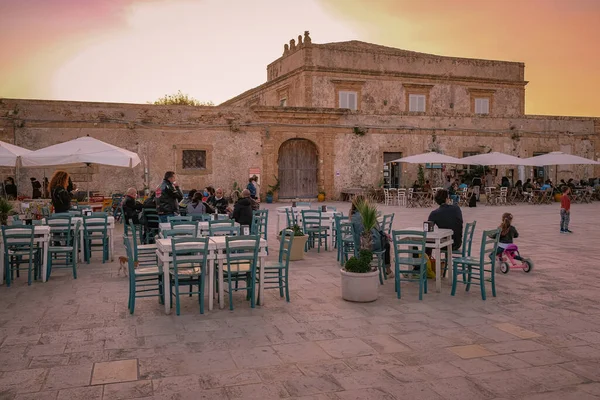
[0,197,14,225]
[278,225,307,261]
[340,197,380,302]
[317,190,326,202]
[266,176,280,204]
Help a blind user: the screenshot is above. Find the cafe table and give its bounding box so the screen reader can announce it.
[276,206,338,249]
[396,227,453,292]
[155,236,267,314]
[0,225,51,285]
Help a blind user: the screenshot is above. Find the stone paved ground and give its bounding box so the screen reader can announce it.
[1,201,600,400]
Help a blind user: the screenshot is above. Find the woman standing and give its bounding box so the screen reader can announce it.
[4,177,17,199]
[49,171,71,213]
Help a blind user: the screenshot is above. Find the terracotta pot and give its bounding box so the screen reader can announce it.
[279,235,308,261]
[317,193,325,202]
[340,268,379,302]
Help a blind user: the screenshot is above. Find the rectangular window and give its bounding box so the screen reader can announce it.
[279,98,287,107]
[339,91,357,110]
[408,94,426,112]
[182,150,206,170]
[474,98,490,114]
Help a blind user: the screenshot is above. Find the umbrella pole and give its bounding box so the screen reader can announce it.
[87,164,91,203]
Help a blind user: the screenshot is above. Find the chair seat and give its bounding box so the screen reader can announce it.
[453,256,483,265]
[263,261,285,270]
[49,246,74,252]
[395,257,424,266]
[169,267,201,277]
[138,244,157,250]
[135,266,161,275]
[221,262,252,273]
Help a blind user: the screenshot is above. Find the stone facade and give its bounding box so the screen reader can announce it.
[0,34,598,200]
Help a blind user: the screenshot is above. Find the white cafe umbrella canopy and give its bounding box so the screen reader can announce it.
[390,152,462,164]
[0,141,32,167]
[460,152,535,166]
[525,151,600,166]
[21,136,141,200]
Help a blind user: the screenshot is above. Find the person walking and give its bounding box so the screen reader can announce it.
[30,177,42,199]
[157,171,183,223]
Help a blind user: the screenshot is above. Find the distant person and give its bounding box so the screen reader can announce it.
[485,171,495,187]
[458,179,468,190]
[186,192,207,216]
[180,189,197,208]
[30,177,42,199]
[427,189,463,251]
[422,180,432,193]
[246,177,257,200]
[233,189,254,228]
[208,187,229,214]
[444,175,452,190]
[48,170,71,213]
[4,177,17,199]
[523,178,533,191]
[123,187,143,225]
[471,175,482,201]
[157,171,183,223]
[560,186,572,234]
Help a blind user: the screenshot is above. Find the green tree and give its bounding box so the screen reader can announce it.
[152,90,213,106]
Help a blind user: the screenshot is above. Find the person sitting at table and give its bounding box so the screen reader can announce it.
[207,187,229,214]
[514,180,523,192]
[540,180,552,191]
[49,170,71,213]
[501,176,511,188]
[4,177,17,199]
[422,180,432,193]
[186,192,207,216]
[411,180,420,191]
[523,178,533,191]
[458,179,468,190]
[233,189,254,229]
[180,189,196,209]
[123,187,143,225]
[427,189,463,252]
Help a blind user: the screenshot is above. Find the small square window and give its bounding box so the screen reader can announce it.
[409,94,426,112]
[279,98,287,107]
[339,91,358,110]
[474,98,490,114]
[182,150,206,169]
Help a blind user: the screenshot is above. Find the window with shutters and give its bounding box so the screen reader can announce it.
[474,98,490,114]
[408,94,426,112]
[338,91,358,110]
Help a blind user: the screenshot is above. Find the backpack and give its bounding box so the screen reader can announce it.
[469,193,477,208]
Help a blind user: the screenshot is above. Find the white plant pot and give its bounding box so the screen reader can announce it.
[340,268,379,303]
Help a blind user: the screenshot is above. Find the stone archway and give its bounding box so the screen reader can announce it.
[278,139,318,198]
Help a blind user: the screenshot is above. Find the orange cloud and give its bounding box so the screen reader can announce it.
[319,0,600,117]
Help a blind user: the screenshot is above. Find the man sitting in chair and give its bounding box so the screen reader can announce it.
[427,189,463,252]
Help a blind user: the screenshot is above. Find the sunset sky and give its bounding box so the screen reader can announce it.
[1,0,599,117]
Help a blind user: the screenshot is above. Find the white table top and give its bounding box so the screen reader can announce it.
[399,227,454,240]
[156,236,267,253]
[159,221,240,232]
[276,206,312,213]
[2,225,50,234]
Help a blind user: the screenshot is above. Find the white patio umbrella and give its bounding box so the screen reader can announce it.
[0,141,32,198]
[525,151,599,166]
[21,136,141,200]
[460,152,535,166]
[390,152,462,164]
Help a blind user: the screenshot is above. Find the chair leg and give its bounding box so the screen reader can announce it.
[479,266,486,300]
[491,264,497,298]
[174,280,181,315]
[395,265,401,299]
[284,269,290,302]
[278,271,284,298]
[466,266,472,292]
[199,275,205,314]
[227,272,234,311]
[72,252,77,279]
[451,263,458,296]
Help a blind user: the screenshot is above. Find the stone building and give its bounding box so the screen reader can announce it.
[0,32,598,199]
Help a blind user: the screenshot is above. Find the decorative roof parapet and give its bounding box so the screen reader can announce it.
[283,31,311,56]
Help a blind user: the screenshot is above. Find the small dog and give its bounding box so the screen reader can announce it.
[118,257,139,277]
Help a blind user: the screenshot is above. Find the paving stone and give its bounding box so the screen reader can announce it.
[510,349,569,366]
[468,369,544,397]
[230,346,282,368]
[334,388,395,400]
[0,368,47,395]
[44,364,93,391]
[29,354,70,369]
[225,382,289,399]
[493,323,541,339]
[55,386,103,400]
[428,376,495,400]
[571,331,600,344]
[315,338,376,358]
[151,375,202,396]
[560,360,600,381]
[102,380,153,399]
[451,358,504,374]
[283,375,343,396]
[483,354,533,370]
[273,342,332,363]
[360,334,411,354]
[14,391,58,400]
[448,344,496,359]
[91,359,138,385]
[25,344,66,357]
[197,369,262,389]
[517,365,586,391]
[483,340,548,355]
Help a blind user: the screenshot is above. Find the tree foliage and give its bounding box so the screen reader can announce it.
[152,90,213,106]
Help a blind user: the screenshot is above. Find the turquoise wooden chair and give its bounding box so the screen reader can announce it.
[123,235,163,314]
[162,227,197,239]
[451,228,500,300]
[381,214,395,236]
[252,210,268,254]
[296,202,311,207]
[125,222,157,267]
[83,213,109,263]
[2,225,37,286]
[447,220,477,279]
[191,214,212,222]
[334,214,353,265]
[261,229,293,302]
[167,215,192,223]
[46,216,79,281]
[142,209,160,244]
[301,210,328,252]
[208,219,238,236]
[391,230,428,300]
[285,208,297,228]
[170,220,198,237]
[169,237,209,315]
[222,235,260,310]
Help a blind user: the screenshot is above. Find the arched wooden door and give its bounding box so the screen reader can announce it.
[278,139,318,198]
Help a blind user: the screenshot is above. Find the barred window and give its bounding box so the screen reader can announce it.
[182,150,206,169]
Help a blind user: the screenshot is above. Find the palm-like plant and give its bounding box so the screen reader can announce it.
[353,197,378,251]
[0,197,14,225]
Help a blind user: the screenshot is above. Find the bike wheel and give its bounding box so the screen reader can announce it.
[523,259,533,273]
[500,262,510,274]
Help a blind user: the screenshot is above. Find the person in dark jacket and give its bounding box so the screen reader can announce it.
[31,177,42,199]
[157,171,183,222]
[232,189,254,228]
[207,187,229,214]
[123,187,143,225]
[427,189,463,251]
[4,177,17,199]
[490,213,521,260]
[48,170,71,213]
